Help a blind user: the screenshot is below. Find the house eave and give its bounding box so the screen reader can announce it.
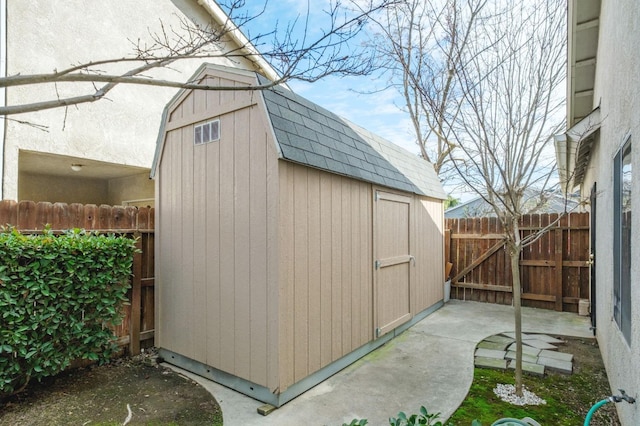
[555,107,601,193]
[196,0,280,83]
[567,0,600,128]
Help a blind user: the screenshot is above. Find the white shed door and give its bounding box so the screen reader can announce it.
[374,190,412,338]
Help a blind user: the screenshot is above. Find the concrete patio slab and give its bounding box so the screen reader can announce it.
[165,300,591,425]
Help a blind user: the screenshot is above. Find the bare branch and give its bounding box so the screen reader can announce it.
[368,0,491,184]
[1,1,397,117]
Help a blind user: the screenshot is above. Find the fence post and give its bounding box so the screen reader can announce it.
[554,228,564,311]
[444,228,451,278]
[129,232,143,355]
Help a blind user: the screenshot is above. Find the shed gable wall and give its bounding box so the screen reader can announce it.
[156,74,280,390]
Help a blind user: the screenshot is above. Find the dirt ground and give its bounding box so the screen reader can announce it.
[0,349,223,426]
[553,336,620,425]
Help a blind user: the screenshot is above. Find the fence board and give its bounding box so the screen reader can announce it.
[0,200,154,354]
[445,212,589,313]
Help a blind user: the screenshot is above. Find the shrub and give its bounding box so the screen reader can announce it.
[0,227,137,397]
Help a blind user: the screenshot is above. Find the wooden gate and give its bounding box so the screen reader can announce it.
[445,212,589,313]
[374,190,412,337]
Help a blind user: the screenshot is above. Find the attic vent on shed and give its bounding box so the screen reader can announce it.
[194,119,220,145]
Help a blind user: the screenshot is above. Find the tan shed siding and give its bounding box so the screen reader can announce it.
[278,162,373,391]
[204,122,222,369]
[319,173,333,368]
[156,131,174,350]
[411,197,445,313]
[157,76,280,389]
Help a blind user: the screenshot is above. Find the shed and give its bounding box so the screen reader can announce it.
[151,64,447,407]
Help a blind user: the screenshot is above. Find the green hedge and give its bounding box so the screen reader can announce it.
[0,228,137,397]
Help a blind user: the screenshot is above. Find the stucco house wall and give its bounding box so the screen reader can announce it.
[2,0,268,204]
[587,2,640,423]
[559,1,640,423]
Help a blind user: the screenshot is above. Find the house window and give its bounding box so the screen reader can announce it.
[613,138,632,343]
[194,119,220,145]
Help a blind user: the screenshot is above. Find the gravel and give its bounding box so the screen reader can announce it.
[493,383,547,406]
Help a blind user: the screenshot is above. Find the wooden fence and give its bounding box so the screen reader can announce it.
[445,212,590,313]
[0,200,154,355]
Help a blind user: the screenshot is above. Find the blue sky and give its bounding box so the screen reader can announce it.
[234,0,421,156]
[227,1,565,202]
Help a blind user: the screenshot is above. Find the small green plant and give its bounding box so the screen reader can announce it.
[342,408,481,426]
[0,227,137,397]
[343,419,368,426]
[389,406,448,426]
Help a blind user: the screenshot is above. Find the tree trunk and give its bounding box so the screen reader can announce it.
[510,245,524,396]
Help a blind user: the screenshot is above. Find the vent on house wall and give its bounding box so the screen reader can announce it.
[194,119,220,145]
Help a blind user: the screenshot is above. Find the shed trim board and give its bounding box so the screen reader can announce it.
[153,64,445,406]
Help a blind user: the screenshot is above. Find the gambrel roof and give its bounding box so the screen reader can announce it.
[153,64,446,200]
[260,77,446,199]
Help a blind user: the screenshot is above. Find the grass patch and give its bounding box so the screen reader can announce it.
[447,337,620,426]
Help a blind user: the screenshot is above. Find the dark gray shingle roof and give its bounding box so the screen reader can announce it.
[261,82,446,200]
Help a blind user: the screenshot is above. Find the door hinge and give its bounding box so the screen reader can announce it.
[375,327,381,338]
[374,260,380,270]
[374,191,380,202]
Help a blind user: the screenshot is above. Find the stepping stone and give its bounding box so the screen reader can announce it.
[475,356,508,370]
[507,343,541,356]
[478,341,511,351]
[538,356,573,374]
[539,349,573,362]
[507,360,545,377]
[525,334,565,344]
[484,335,515,346]
[502,332,534,340]
[475,348,507,359]
[522,339,558,350]
[505,350,539,364]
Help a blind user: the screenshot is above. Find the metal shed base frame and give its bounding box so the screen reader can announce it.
[159,301,443,408]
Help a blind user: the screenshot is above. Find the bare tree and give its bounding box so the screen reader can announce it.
[445,0,566,396]
[369,0,489,184]
[0,0,396,117]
